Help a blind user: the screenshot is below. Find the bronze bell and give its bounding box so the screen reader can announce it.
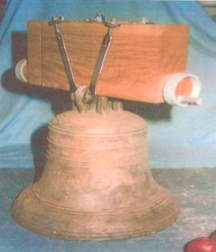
[11,17,188,240]
[12,109,179,240]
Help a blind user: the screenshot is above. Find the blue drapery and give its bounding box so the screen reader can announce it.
[0,0,216,168]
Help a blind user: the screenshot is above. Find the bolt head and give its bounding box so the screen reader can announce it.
[140,17,150,24]
[110,18,117,24]
[59,16,65,21]
[94,14,104,23]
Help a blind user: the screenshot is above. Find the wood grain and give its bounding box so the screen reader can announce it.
[27,22,190,103]
[41,22,107,90]
[161,25,192,98]
[27,22,43,85]
[97,24,190,103]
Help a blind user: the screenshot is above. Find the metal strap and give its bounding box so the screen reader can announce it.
[49,18,77,93]
[83,20,120,104]
[49,17,120,103]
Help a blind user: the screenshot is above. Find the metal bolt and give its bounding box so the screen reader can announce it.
[110,18,117,25]
[84,18,91,22]
[94,13,105,23]
[140,17,150,24]
[59,16,65,21]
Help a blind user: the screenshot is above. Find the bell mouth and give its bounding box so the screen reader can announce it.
[11,183,179,240]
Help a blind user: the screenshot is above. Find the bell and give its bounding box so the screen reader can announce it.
[12,109,179,240]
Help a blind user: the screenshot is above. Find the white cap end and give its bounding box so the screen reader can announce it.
[15,59,27,83]
[163,73,202,107]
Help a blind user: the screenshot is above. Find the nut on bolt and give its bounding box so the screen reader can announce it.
[59,16,65,21]
[94,13,105,23]
[104,18,120,29]
[84,18,91,22]
[140,17,150,24]
[110,18,117,25]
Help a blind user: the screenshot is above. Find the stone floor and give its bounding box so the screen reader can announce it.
[0,168,215,252]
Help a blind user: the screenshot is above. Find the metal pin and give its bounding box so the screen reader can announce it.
[178,96,203,106]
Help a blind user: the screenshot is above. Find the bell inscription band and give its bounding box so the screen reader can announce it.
[12,15,201,240]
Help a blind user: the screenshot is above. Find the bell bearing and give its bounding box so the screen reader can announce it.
[12,110,179,240]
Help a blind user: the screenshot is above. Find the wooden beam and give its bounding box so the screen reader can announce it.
[27,22,189,104]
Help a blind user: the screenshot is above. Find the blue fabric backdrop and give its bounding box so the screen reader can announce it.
[0,0,216,168]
